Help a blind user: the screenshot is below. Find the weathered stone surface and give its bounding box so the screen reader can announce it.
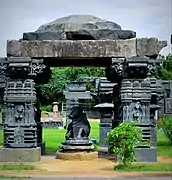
[7,39,137,58]
[137,38,167,57]
[0,147,41,162]
[36,14,122,32]
[56,151,98,160]
[23,15,136,41]
[23,29,136,40]
[135,147,157,162]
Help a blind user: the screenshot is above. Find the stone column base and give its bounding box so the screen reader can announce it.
[0,147,41,162]
[135,147,157,162]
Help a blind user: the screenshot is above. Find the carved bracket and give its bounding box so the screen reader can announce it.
[105,56,160,82]
[6,57,46,78]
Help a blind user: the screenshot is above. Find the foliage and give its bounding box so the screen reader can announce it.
[106,121,143,167]
[158,116,172,144]
[39,67,105,106]
[156,54,172,80]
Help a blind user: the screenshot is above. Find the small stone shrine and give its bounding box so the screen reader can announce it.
[56,105,97,160]
[0,14,167,162]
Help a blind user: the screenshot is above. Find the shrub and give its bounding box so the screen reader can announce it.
[106,121,142,167]
[158,116,172,144]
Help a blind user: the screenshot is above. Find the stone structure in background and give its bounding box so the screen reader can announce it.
[91,77,116,156]
[0,14,167,162]
[158,80,172,116]
[56,105,97,160]
[63,81,92,128]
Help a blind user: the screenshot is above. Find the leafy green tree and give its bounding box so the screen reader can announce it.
[156,54,172,80]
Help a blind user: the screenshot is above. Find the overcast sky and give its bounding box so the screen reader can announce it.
[0,0,171,56]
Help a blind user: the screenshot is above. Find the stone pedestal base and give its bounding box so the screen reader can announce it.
[60,138,94,151]
[56,151,98,160]
[0,147,41,162]
[135,147,157,162]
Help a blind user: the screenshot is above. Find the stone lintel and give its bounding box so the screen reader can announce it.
[7,39,137,58]
[6,38,167,59]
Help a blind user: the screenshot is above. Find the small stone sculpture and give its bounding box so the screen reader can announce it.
[65,106,90,140]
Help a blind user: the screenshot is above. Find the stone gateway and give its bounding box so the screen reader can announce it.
[0,14,167,162]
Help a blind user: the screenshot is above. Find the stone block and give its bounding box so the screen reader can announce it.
[137,38,167,57]
[7,39,137,58]
[135,147,157,162]
[56,151,98,160]
[0,147,41,162]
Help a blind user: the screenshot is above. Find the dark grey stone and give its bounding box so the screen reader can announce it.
[23,14,137,41]
[36,14,122,32]
[66,106,91,140]
[60,106,94,152]
[135,147,157,162]
[23,29,136,41]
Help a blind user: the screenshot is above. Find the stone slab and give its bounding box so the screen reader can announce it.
[135,147,157,162]
[23,29,136,40]
[56,151,98,160]
[7,39,137,58]
[0,147,41,162]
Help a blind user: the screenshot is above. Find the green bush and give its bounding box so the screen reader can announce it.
[106,121,143,167]
[158,116,172,144]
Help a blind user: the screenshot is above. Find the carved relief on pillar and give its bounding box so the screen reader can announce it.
[3,79,37,148]
[14,127,24,144]
[6,57,46,77]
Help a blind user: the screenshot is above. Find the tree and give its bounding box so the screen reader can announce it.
[38,67,105,107]
[155,54,172,80]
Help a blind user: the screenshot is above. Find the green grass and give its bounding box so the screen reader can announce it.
[0,164,36,170]
[157,131,172,157]
[115,163,172,172]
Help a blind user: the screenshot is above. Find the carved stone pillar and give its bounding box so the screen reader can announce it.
[106,56,160,162]
[0,57,49,162]
[0,58,8,129]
